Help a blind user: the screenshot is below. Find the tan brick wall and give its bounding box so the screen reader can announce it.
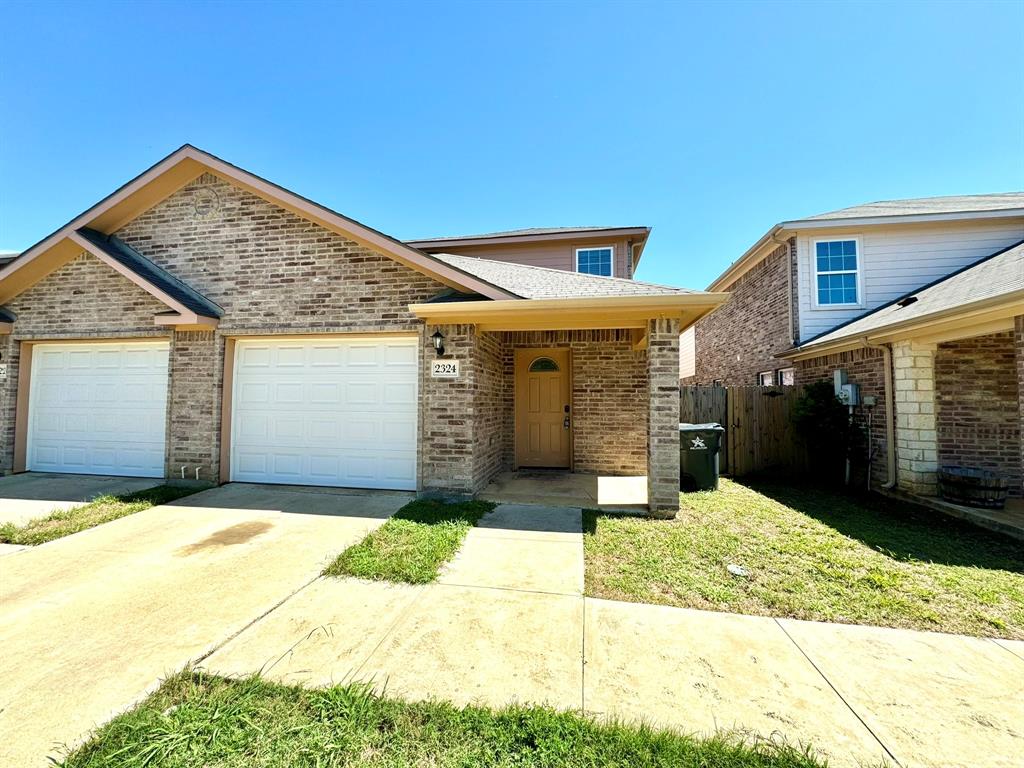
[115,174,447,483]
[1017,316,1024,496]
[0,253,171,472]
[935,331,1021,496]
[167,331,221,482]
[683,240,795,386]
[794,346,890,488]
[498,330,648,475]
[647,318,681,517]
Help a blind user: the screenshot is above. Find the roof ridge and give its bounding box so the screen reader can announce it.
[407,225,647,242]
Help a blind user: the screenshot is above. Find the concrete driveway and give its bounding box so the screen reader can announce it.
[0,472,161,527]
[0,482,410,767]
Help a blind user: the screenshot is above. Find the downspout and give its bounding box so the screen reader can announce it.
[862,337,896,490]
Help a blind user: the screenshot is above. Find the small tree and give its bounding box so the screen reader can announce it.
[791,381,859,484]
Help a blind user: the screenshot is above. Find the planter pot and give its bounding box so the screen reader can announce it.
[937,466,1009,510]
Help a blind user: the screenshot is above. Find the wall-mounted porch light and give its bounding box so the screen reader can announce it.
[431,329,445,357]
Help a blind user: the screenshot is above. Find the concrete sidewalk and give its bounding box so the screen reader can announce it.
[204,502,1024,768]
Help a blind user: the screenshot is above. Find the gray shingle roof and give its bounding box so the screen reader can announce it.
[431,252,698,299]
[801,193,1024,222]
[77,228,223,318]
[408,226,646,244]
[798,239,1024,349]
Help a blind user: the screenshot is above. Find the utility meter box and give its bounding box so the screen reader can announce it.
[838,382,861,406]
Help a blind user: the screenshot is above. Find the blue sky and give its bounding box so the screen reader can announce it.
[1,0,1021,288]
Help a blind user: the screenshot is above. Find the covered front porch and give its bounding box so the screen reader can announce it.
[412,294,723,517]
[891,317,1024,530]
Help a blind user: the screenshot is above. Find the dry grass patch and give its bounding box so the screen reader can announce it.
[584,479,1024,638]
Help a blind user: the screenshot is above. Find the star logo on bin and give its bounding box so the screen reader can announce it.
[690,436,707,450]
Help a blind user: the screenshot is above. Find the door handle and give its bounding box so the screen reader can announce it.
[563,416,570,430]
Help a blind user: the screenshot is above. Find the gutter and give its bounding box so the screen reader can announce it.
[862,338,896,490]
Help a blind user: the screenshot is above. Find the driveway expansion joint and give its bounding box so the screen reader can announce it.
[773,618,903,768]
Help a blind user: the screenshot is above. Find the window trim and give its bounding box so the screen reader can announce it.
[811,236,865,310]
[777,367,795,386]
[575,245,615,278]
[757,370,775,386]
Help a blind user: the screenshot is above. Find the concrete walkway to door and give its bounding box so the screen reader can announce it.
[203,501,1024,768]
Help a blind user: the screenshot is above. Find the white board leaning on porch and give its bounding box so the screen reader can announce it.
[431,359,460,378]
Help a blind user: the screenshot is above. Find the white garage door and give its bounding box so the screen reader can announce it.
[230,337,418,490]
[28,341,169,477]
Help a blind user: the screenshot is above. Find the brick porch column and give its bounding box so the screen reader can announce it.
[647,318,681,518]
[1016,315,1024,497]
[892,340,938,495]
[419,323,478,498]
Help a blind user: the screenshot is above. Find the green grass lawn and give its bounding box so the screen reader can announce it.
[324,498,494,584]
[61,671,827,768]
[0,485,200,546]
[584,479,1024,639]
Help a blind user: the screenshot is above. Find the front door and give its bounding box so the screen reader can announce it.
[514,348,571,468]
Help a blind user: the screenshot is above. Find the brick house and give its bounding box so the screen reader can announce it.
[682,193,1023,499]
[0,145,726,517]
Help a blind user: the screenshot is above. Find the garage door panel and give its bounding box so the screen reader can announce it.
[231,337,418,490]
[28,342,169,478]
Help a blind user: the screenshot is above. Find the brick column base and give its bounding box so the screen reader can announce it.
[647,318,681,518]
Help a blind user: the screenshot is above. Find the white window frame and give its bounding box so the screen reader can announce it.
[777,367,795,386]
[575,245,615,277]
[757,370,775,386]
[811,236,864,309]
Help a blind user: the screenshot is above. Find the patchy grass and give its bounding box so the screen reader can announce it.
[584,479,1024,639]
[61,671,829,768]
[324,499,494,584]
[0,485,200,546]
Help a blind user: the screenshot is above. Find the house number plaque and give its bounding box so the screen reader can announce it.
[431,360,459,378]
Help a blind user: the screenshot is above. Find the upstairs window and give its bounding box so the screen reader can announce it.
[814,239,860,306]
[576,247,614,277]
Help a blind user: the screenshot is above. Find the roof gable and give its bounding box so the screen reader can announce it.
[0,145,516,305]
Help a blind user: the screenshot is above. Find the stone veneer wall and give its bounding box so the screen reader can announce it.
[935,331,1021,496]
[892,340,939,496]
[683,240,795,385]
[793,346,890,488]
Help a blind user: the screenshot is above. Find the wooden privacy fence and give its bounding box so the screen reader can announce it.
[679,385,810,477]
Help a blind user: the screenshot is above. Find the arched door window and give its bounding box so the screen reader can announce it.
[528,356,560,373]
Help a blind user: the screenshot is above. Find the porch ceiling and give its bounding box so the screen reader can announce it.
[408,293,728,332]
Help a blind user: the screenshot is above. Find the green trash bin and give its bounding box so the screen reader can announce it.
[679,423,725,492]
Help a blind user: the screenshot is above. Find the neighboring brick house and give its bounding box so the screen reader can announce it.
[0,145,726,517]
[683,193,1024,500]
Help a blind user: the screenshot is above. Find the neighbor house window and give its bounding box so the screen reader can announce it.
[757,371,775,386]
[576,247,614,277]
[777,368,795,386]
[814,239,860,306]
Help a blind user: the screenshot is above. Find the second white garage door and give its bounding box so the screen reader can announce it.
[230,337,419,490]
